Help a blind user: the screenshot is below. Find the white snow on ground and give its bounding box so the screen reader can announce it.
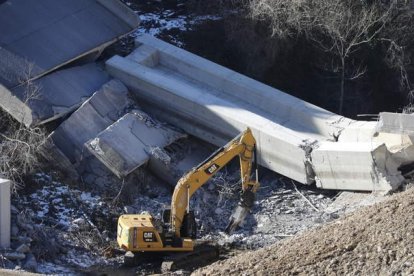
[19,174,116,274]
[135,10,221,47]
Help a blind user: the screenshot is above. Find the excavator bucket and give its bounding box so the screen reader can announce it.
[225,205,250,234]
[225,189,256,234]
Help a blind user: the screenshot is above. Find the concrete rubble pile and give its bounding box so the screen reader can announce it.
[1,0,414,191]
[106,34,414,192]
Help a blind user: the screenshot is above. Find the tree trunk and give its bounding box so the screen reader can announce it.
[339,58,345,115]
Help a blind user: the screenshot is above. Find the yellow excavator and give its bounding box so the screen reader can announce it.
[117,128,260,269]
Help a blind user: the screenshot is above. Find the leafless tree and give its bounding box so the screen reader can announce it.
[249,0,414,114]
[0,62,46,191]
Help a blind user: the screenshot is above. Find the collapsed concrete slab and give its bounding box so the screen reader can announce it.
[0,0,139,88]
[86,111,186,178]
[2,63,110,127]
[44,79,132,173]
[0,0,139,127]
[105,34,414,191]
[43,79,186,184]
[0,179,11,249]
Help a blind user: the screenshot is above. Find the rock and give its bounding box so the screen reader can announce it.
[16,244,30,254]
[23,253,38,272]
[72,217,86,225]
[71,217,90,231]
[16,216,34,232]
[4,252,26,260]
[10,205,19,215]
[215,208,223,215]
[17,236,33,244]
[11,225,19,236]
[124,206,135,214]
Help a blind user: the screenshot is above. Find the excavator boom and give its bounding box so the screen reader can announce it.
[170,128,259,236]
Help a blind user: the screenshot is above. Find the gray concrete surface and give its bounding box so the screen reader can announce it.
[0,179,11,249]
[5,63,110,127]
[0,0,139,88]
[0,0,139,127]
[45,79,132,169]
[312,142,404,191]
[377,112,414,135]
[105,34,414,191]
[86,111,186,178]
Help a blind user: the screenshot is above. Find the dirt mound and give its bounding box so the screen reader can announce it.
[194,188,414,275]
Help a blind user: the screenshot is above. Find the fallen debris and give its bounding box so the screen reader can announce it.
[194,187,414,275]
[46,79,132,167]
[86,111,186,178]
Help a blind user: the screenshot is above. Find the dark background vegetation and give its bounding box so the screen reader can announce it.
[130,0,414,119]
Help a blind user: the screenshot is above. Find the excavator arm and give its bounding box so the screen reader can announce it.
[170,128,260,237]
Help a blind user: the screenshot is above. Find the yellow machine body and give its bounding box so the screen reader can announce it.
[117,214,194,252]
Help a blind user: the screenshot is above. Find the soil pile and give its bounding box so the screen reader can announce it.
[194,188,414,275]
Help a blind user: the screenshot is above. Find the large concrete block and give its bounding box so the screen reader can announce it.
[312,142,403,191]
[86,111,186,178]
[47,79,131,166]
[377,112,414,135]
[0,179,11,249]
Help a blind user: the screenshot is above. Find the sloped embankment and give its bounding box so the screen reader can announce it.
[194,188,414,275]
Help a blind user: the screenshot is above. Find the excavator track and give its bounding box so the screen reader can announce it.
[161,243,220,273]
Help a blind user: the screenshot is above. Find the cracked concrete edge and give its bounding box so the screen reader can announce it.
[311,142,403,192]
[38,139,79,181]
[0,83,35,127]
[85,112,186,179]
[48,79,132,165]
[377,112,414,135]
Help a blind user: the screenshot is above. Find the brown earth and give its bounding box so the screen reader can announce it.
[194,188,414,275]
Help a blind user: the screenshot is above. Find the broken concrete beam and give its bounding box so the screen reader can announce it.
[377,112,414,135]
[312,142,404,191]
[0,179,11,249]
[0,0,139,89]
[0,63,110,127]
[86,111,186,178]
[46,79,132,167]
